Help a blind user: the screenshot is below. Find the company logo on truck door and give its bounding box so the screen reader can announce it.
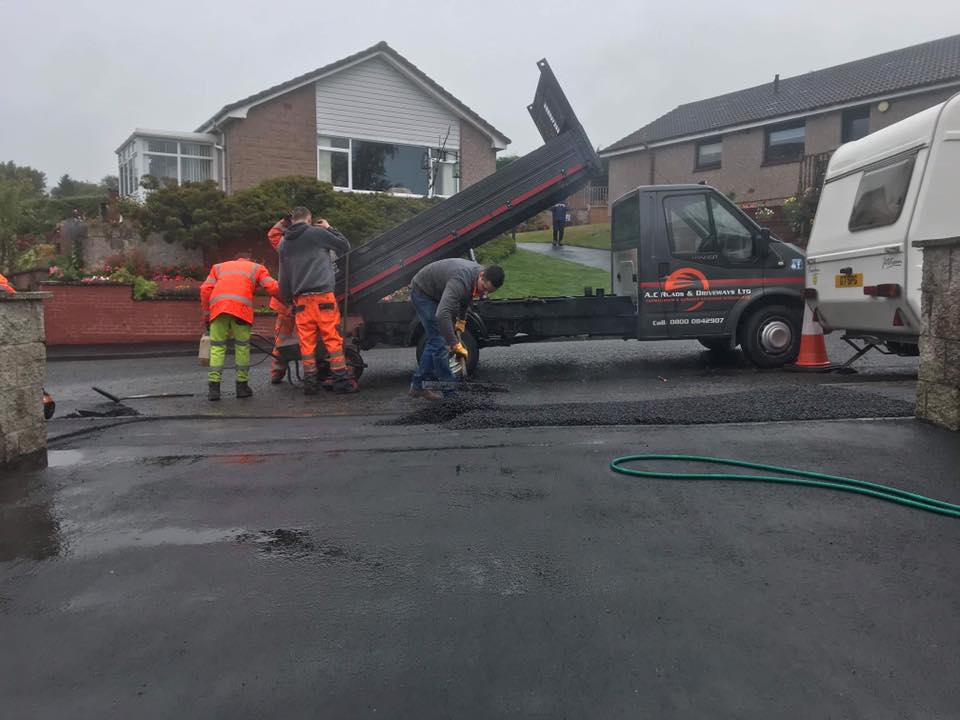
[642,267,753,311]
[665,268,711,311]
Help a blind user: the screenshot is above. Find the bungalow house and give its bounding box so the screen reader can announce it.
[116,42,510,200]
[600,34,960,240]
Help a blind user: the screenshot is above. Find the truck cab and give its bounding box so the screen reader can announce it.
[612,184,806,367]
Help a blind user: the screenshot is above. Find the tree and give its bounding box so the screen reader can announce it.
[0,161,46,196]
[100,175,119,192]
[51,173,101,198]
[496,155,519,170]
[0,161,57,271]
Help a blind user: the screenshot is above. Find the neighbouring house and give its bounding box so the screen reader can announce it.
[600,34,960,241]
[116,41,510,200]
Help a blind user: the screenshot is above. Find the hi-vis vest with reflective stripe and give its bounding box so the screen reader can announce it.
[200,259,279,324]
[0,273,15,294]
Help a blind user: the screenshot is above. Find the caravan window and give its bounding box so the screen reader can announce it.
[848,155,916,231]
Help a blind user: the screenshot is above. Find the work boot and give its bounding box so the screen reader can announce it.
[333,377,359,394]
[303,374,320,396]
[236,381,253,399]
[270,371,285,385]
[408,387,442,401]
[208,382,221,401]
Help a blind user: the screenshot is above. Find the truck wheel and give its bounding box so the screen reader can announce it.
[740,304,801,368]
[416,328,480,378]
[345,347,365,380]
[698,337,734,352]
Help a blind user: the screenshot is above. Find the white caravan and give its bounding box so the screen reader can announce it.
[805,91,960,355]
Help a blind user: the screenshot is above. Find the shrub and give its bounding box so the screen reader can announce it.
[474,234,517,265]
[137,176,441,250]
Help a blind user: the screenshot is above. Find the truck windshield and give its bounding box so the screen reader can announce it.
[612,194,640,250]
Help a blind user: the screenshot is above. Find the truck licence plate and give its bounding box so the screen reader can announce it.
[835,273,863,288]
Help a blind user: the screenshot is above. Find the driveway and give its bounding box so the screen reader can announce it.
[3,414,959,718]
[517,241,611,270]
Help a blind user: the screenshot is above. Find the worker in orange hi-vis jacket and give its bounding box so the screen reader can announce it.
[0,272,15,294]
[267,214,299,384]
[199,252,280,401]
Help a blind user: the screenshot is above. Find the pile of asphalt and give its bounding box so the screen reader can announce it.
[386,385,914,429]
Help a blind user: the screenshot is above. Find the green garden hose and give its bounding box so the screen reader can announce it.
[609,454,960,519]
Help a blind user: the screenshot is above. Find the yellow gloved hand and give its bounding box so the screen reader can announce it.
[455,319,467,333]
[450,342,469,358]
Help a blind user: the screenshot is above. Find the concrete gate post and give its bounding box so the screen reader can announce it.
[0,291,51,468]
[914,237,960,430]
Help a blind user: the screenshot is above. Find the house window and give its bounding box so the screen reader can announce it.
[841,106,871,143]
[141,138,214,189]
[118,143,138,197]
[764,122,805,164]
[848,154,916,231]
[317,135,459,197]
[695,138,722,170]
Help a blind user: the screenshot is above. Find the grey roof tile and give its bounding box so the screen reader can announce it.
[604,34,960,153]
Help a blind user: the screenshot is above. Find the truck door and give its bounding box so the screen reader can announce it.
[613,190,673,338]
[611,191,640,307]
[660,190,762,339]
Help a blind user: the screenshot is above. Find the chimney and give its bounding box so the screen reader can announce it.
[773,73,780,94]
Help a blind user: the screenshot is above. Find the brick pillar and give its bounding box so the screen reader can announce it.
[0,292,50,468]
[914,238,960,430]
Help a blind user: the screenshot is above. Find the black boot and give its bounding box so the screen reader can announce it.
[303,374,319,396]
[208,382,221,401]
[236,381,253,399]
[332,376,359,394]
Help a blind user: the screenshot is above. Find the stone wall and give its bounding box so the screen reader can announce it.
[914,237,960,430]
[79,226,203,273]
[0,292,49,468]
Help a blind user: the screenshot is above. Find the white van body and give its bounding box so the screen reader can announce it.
[806,91,960,346]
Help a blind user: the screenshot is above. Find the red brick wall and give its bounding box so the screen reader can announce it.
[223,84,317,193]
[43,283,277,345]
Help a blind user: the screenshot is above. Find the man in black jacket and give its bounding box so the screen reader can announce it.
[277,206,357,395]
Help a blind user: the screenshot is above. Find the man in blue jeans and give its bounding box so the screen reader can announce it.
[408,258,505,400]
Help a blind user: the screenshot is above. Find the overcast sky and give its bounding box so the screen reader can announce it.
[1,0,957,187]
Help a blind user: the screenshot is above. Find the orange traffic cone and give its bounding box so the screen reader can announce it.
[784,303,835,372]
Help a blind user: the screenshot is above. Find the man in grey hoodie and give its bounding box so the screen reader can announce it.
[278,206,357,395]
[408,258,504,399]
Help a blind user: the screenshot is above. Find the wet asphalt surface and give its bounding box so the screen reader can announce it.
[5,334,958,718]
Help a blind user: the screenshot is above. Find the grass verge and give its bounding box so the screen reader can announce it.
[494,248,610,299]
[516,223,611,250]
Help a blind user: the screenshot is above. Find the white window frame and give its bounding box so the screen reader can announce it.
[142,139,214,186]
[317,135,459,198]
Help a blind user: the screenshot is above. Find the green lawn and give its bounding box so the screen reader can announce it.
[516,223,611,250]
[494,248,610,299]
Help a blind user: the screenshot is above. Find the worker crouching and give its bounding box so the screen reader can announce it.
[409,259,504,400]
[278,206,358,395]
[200,253,280,401]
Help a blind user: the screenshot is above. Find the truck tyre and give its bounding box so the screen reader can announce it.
[345,347,365,380]
[698,337,734,352]
[739,304,801,368]
[416,328,480,378]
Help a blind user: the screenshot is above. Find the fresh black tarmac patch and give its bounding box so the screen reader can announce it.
[385,385,914,429]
